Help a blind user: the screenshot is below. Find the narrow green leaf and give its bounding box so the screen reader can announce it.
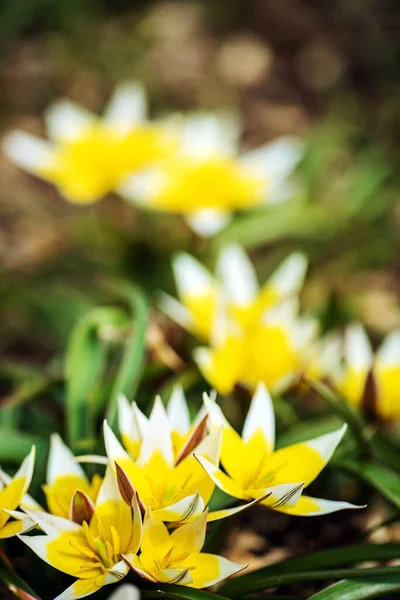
[65,306,127,450]
[370,430,400,473]
[142,583,227,600]
[308,576,400,600]
[222,567,400,596]
[105,281,149,428]
[219,544,400,596]
[305,379,371,455]
[334,458,400,510]
[276,415,343,448]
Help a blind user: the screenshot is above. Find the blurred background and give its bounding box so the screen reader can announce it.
[1,0,400,435]
[1,1,400,591]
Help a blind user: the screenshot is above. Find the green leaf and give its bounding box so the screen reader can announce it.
[65,306,127,450]
[219,544,400,596]
[142,583,228,600]
[308,577,400,600]
[105,281,149,428]
[370,430,400,473]
[276,415,343,448]
[334,458,400,510]
[222,567,400,596]
[0,429,45,463]
[305,379,371,455]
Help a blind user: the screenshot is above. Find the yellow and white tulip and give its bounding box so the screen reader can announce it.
[197,384,362,516]
[0,447,36,539]
[120,113,303,235]
[106,390,264,523]
[195,298,318,395]
[43,434,102,518]
[336,323,400,420]
[161,244,308,341]
[20,467,142,600]
[3,82,170,204]
[123,509,245,587]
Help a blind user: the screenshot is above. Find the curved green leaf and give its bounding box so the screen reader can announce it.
[65,306,127,450]
[308,577,400,600]
[219,544,400,596]
[334,458,400,510]
[0,429,45,463]
[105,281,149,427]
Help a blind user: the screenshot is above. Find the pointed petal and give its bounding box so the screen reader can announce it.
[170,509,207,553]
[0,512,36,539]
[167,385,190,435]
[240,136,303,197]
[22,508,81,535]
[117,395,147,460]
[207,492,271,522]
[13,446,36,497]
[181,113,238,159]
[194,428,222,465]
[139,396,174,467]
[376,330,400,367]
[344,323,373,372]
[47,434,86,484]
[104,559,130,583]
[268,252,308,297]
[2,131,54,173]
[216,244,258,306]
[152,494,204,523]
[187,553,246,589]
[242,383,275,452]
[202,392,229,431]
[176,414,208,464]
[185,210,231,237]
[53,578,103,600]
[70,491,95,525]
[172,253,214,300]
[0,468,41,511]
[262,298,299,326]
[140,509,170,557]
[103,420,131,463]
[159,292,193,330]
[276,494,365,516]
[104,82,147,132]
[45,100,95,142]
[259,482,305,509]
[19,533,59,568]
[195,455,247,500]
[268,425,347,488]
[96,465,121,507]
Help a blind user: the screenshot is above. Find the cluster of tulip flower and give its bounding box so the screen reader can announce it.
[0,385,360,599]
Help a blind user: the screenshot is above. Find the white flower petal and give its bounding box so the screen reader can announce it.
[217,244,258,306]
[284,495,365,516]
[306,424,347,464]
[158,292,194,330]
[47,434,86,484]
[22,508,81,536]
[242,383,275,451]
[118,169,165,205]
[2,131,54,173]
[185,210,231,237]
[344,323,373,372]
[45,100,95,142]
[172,253,214,299]
[268,252,308,297]
[104,82,147,133]
[103,420,131,463]
[180,113,238,159]
[139,396,174,466]
[376,330,400,368]
[167,385,190,435]
[262,298,299,326]
[107,584,141,600]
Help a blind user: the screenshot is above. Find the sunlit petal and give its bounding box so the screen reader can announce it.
[104,82,147,132]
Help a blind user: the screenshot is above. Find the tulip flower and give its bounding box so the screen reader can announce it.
[0,447,36,538]
[120,113,303,235]
[3,82,171,204]
[336,323,400,420]
[117,386,206,462]
[161,244,308,341]
[43,434,102,518]
[105,393,265,524]
[195,298,318,395]
[20,467,142,600]
[123,509,245,587]
[197,384,363,516]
